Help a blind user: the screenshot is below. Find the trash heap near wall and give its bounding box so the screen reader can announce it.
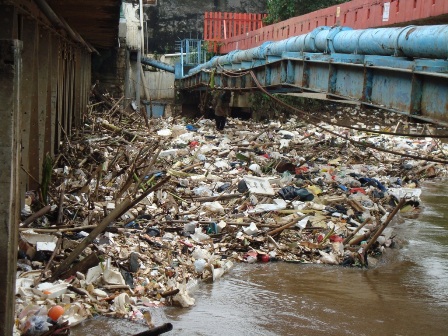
[14,93,447,334]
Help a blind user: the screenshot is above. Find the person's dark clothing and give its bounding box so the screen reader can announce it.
[212,90,231,131]
[216,115,226,131]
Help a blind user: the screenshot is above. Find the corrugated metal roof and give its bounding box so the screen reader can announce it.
[47,0,121,49]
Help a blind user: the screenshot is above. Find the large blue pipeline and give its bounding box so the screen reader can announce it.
[188,24,448,75]
[141,56,175,73]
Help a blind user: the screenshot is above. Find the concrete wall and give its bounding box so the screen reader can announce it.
[0,4,92,333]
[145,0,267,53]
[144,70,175,100]
[0,38,22,336]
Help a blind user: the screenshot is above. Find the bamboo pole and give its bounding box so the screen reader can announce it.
[267,216,305,236]
[364,197,407,252]
[133,323,173,336]
[21,205,52,228]
[343,218,372,245]
[50,197,132,280]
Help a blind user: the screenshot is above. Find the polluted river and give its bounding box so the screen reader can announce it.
[15,98,448,336]
[71,179,448,336]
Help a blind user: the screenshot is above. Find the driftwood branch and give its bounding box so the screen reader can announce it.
[133,323,173,336]
[21,205,52,228]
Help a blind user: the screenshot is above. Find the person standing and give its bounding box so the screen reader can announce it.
[213,90,231,131]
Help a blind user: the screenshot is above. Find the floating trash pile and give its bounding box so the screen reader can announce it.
[15,96,448,335]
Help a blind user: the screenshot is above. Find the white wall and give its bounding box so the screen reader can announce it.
[143,70,175,100]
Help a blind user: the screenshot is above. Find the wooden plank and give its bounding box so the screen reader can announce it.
[56,40,63,152]
[68,49,75,132]
[38,28,50,160]
[74,49,82,127]
[0,38,22,336]
[26,20,40,188]
[19,18,37,191]
[49,34,59,155]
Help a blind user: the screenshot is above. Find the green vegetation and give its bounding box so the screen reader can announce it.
[249,92,332,122]
[41,153,52,206]
[264,0,350,25]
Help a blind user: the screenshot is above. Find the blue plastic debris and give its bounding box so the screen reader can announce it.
[186,124,198,131]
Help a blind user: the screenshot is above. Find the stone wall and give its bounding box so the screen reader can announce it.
[145,0,266,53]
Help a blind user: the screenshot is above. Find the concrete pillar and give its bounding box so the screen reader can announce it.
[136,49,142,106]
[124,49,131,108]
[0,39,22,336]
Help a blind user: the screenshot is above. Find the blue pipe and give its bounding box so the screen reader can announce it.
[332,25,448,58]
[141,56,175,73]
[267,26,333,56]
[187,24,448,76]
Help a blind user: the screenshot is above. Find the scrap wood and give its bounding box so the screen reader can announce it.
[133,323,173,336]
[267,216,306,237]
[108,96,124,117]
[40,320,70,336]
[52,177,170,280]
[19,225,103,233]
[34,236,63,285]
[58,252,101,280]
[160,288,180,298]
[364,197,407,253]
[343,219,371,245]
[67,285,88,296]
[15,102,448,331]
[50,198,132,280]
[267,235,281,249]
[121,175,171,218]
[57,182,66,225]
[180,162,203,172]
[100,119,143,141]
[131,146,162,195]
[21,205,52,228]
[190,194,242,202]
[348,227,377,246]
[157,219,281,229]
[347,199,365,212]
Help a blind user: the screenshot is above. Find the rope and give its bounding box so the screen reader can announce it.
[213,67,448,138]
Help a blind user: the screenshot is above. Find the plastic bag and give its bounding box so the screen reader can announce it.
[192,247,211,260]
[194,259,207,273]
[190,228,210,243]
[201,201,225,214]
[193,186,213,197]
[243,222,259,235]
[23,315,52,334]
[278,186,314,201]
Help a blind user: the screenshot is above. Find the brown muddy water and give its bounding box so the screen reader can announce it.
[72,180,448,336]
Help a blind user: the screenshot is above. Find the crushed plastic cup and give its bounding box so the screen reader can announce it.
[190,228,210,243]
[194,259,206,273]
[243,222,259,235]
[193,186,213,197]
[113,293,130,314]
[201,201,225,214]
[248,163,262,175]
